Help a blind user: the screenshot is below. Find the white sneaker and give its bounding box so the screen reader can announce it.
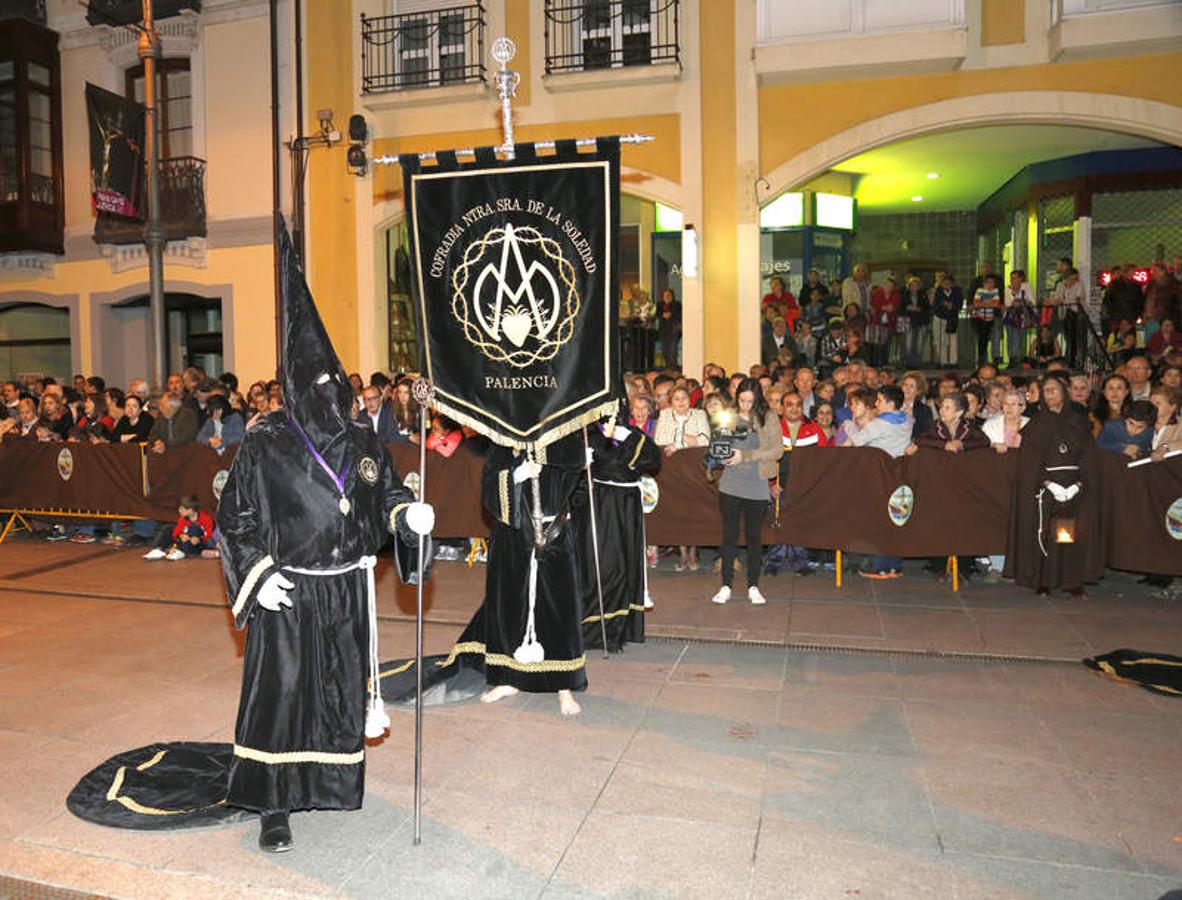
[142,548,167,560]
[748,586,767,605]
[710,586,732,605]
[165,548,186,561]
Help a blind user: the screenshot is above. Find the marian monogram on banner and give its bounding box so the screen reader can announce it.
[454,222,579,367]
[400,139,621,450]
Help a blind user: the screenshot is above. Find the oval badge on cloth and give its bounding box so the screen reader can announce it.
[212,469,229,500]
[57,448,74,482]
[640,475,659,514]
[404,470,421,500]
[888,485,914,527]
[1166,498,1182,541]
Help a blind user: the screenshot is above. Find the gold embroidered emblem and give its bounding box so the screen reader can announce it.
[359,456,379,485]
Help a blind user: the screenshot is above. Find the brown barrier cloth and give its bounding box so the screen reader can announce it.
[646,446,1014,554]
[143,445,238,521]
[2,439,1180,575]
[1102,452,1182,576]
[389,442,492,538]
[0,440,145,515]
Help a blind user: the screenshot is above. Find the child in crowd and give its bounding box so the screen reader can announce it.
[1097,399,1157,459]
[143,494,215,561]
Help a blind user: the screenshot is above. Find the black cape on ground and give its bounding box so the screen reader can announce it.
[1084,649,1182,697]
[67,742,252,830]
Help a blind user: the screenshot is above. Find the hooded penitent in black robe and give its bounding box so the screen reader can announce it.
[1004,400,1104,592]
[578,422,661,651]
[216,227,419,814]
[442,434,589,693]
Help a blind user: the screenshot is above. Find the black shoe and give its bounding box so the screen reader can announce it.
[259,811,293,853]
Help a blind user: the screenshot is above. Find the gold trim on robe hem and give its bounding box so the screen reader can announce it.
[232,744,365,765]
[106,763,226,816]
[375,658,416,683]
[581,607,632,624]
[232,554,275,618]
[433,640,585,673]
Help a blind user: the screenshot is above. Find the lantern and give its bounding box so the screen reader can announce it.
[1052,517,1076,544]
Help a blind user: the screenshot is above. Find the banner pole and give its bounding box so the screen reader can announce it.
[411,377,433,846]
[372,134,652,168]
[582,428,610,659]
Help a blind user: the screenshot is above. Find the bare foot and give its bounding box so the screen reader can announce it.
[480,684,519,704]
[557,689,581,717]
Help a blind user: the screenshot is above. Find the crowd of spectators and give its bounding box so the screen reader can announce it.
[633,262,1182,591]
[757,258,1182,376]
[2,258,1180,591]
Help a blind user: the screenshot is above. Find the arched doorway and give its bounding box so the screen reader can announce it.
[761,91,1182,199]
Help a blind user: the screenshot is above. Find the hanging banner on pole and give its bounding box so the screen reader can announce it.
[399,138,621,450]
[85,82,145,219]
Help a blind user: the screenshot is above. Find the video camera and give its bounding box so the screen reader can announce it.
[705,408,748,471]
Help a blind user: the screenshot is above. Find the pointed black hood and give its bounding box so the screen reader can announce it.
[279,220,354,449]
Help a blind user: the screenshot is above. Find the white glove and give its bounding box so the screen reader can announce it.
[257,572,294,612]
[612,425,631,442]
[513,460,542,484]
[1046,482,1076,503]
[405,501,435,536]
[585,446,595,467]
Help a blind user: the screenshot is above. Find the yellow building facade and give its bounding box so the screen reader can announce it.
[3,0,1181,386]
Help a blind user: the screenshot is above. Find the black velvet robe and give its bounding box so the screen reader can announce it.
[1004,405,1105,591]
[447,436,589,693]
[217,416,414,813]
[577,425,661,651]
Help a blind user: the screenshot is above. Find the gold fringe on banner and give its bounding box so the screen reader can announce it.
[430,395,620,453]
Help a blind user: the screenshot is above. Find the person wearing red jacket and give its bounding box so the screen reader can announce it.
[868,276,901,367]
[143,494,215,561]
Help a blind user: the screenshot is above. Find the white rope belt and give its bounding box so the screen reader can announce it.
[514,515,555,665]
[1044,465,1080,472]
[282,555,388,738]
[593,478,642,488]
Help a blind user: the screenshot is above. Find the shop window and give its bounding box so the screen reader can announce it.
[0,17,64,254]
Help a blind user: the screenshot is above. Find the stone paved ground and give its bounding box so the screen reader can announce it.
[0,537,1179,899]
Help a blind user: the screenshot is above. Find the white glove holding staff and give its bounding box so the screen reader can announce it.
[405,500,435,536]
[513,459,542,484]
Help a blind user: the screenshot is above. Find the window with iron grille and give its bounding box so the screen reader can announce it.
[544,0,680,74]
[361,3,485,94]
[0,16,63,254]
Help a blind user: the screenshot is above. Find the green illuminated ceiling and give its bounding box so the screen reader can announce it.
[830,125,1166,214]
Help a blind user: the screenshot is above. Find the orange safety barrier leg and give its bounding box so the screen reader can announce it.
[0,512,18,544]
[835,549,842,589]
[949,555,959,593]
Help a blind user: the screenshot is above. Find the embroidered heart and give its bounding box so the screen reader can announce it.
[501,307,532,348]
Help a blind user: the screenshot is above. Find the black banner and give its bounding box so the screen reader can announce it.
[85,82,144,219]
[400,139,621,449]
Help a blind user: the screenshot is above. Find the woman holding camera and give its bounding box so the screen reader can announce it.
[711,378,783,606]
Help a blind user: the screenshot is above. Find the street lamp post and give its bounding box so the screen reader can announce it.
[140,0,166,395]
